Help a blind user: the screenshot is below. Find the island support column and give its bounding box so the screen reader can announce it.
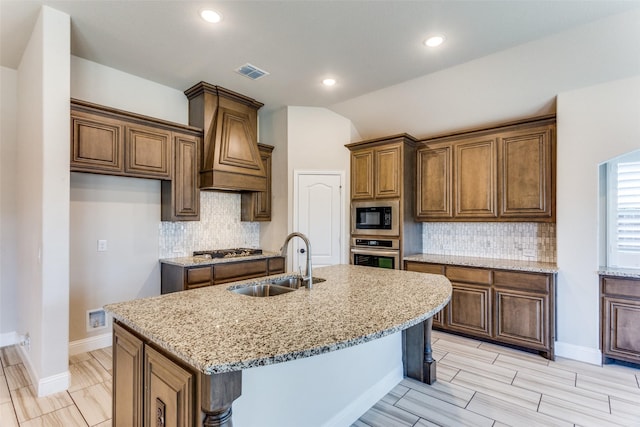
[200,371,242,426]
[402,317,436,384]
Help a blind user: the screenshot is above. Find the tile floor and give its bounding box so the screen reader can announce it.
[1,331,639,426]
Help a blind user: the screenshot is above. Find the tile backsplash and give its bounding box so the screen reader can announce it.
[422,222,556,263]
[159,192,259,258]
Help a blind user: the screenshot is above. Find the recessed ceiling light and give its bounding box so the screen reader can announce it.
[322,78,336,87]
[200,9,223,23]
[424,35,445,48]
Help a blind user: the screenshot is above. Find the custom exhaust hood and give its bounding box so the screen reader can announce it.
[184,82,266,192]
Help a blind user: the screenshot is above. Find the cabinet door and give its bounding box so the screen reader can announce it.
[113,323,143,427]
[161,134,200,221]
[416,146,452,219]
[499,125,554,220]
[214,259,269,284]
[351,149,374,199]
[454,137,497,218]
[71,110,124,174]
[374,144,401,198]
[144,346,195,427]
[603,297,640,363]
[447,283,491,337]
[125,124,172,179]
[241,145,273,221]
[494,288,548,349]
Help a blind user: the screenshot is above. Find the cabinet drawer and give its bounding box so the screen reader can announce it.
[268,257,285,274]
[494,271,550,293]
[186,266,213,285]
[602,277,640,299]
[405,262,444,275]
[446,266,491,285]
[215,259,268,283]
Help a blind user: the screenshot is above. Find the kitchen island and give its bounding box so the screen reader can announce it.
[105,264,452,427]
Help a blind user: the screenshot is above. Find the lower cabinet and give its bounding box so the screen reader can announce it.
[405,260,556,359]
[601,275,640,364]
[113,322,197,427]
[161,256,286,294]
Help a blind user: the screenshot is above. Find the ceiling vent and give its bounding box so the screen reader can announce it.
[235,63,270,80]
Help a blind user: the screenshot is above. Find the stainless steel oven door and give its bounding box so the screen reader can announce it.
[351,199,400,237]
[351,247,400,270]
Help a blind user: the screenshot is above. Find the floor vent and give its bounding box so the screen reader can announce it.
[235,63,270,80]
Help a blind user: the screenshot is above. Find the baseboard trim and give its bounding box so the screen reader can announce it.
[17,344,70,397]
[69,332,112,355]
[0,331,19,347]
[555,340,602,365]
[322,363,403,427]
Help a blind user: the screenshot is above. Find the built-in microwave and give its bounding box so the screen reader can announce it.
[351,200,399,236]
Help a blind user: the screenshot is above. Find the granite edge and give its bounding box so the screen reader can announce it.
[598,268,640,279]
[404,253,558,273]
[160,251,282,267]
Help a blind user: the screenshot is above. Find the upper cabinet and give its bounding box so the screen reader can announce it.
[184,82,267,192]
[70,99,203,221]
[347,134,416,200]
[241,144,274,221]
[416,115,555,222]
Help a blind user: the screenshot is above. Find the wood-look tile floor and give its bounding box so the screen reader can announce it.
[353,331,640,427]
[1,331,639,426]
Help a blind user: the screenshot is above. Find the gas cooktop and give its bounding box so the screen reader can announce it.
[193,248,263,259]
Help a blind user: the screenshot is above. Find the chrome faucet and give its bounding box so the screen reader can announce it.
[280,232,313,289]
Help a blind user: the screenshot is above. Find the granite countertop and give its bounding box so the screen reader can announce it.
[598,267,640,279]
[160,251,282,267]
[404,253,558,274]
[104,264,452,375]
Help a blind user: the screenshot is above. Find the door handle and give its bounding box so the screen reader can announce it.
[299,248,306,254]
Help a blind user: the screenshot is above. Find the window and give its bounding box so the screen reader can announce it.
[607,150,640,268]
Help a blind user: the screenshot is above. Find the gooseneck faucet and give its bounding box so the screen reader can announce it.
[280,232,313,289]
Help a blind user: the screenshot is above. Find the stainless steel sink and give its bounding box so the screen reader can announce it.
[269,276,326,289]
[228,276,326,297]
[229,284,295,297]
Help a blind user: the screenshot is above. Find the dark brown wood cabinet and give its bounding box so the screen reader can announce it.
[71,99,203,221]
[498,124,555,220]
[241,144,274,221]
[113,322,144,427]
[348,135,416,200]
[416,115,555,222]
[161,133,200,221]
[144,346,196,427]
[161,256,286,294]
[601,275,640,364]
[405,260,556,359]
[113,322,197,427]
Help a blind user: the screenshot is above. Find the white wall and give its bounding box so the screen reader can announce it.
[286,106,355,265]
[0,66,18,344]
[258,107,288,252]
[16,6,70,395]
[555,76,640,363]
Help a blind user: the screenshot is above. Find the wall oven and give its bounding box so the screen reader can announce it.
[351,238,400,270]
[351,200,399,237]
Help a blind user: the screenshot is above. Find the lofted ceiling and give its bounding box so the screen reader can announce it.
[2,0,640,135]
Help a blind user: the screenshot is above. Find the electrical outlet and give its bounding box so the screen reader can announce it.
[523,249,535,257]
[97,240,108,252]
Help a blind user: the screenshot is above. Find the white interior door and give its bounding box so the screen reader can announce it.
[294,171,344,271]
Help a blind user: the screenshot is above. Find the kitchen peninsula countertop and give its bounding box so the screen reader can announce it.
[160,251,281,267]
[404,253,558,274]
[104,264,452,375]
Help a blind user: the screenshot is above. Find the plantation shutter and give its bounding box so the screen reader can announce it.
[615,160,640,253]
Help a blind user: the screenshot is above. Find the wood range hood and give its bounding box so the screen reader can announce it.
[184,81,267,192]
